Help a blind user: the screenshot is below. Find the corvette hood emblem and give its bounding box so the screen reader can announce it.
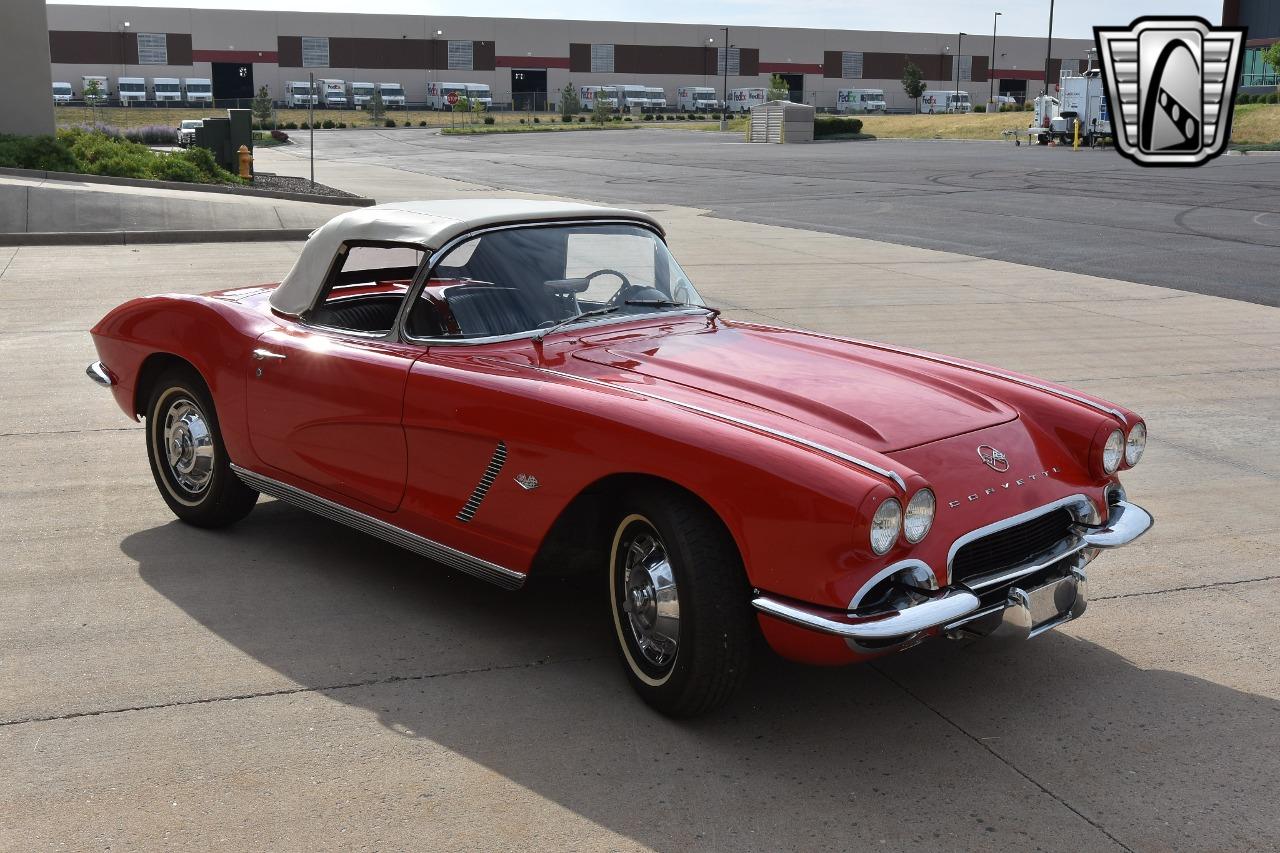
[977,445,1010,472]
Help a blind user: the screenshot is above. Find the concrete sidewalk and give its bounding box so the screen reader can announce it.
[2,153,1278,850]
[0,173,357,235]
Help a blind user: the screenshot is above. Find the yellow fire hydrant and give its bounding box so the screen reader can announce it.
[238,144,252,180]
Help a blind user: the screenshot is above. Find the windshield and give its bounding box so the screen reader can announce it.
[54,85,72,93]
[187,83,210,92]
[353,85,374,95]
[155,83,179,92]
[380,85,403,93]
[404,223,705,340]
[120,83,145,92]
[180,120,202,129]
[695,92,715,101]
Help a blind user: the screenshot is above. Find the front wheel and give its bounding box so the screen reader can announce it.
[145,366,258,528]
[608,489,753,717]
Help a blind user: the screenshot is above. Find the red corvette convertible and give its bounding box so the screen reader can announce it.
[88,199,1152,716]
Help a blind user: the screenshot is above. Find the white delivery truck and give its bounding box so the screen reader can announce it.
[52,82,74,104]
[677,86,719,111]
[727,87,767,113]
[117,77,148,104]
[349,81,375,107]
[319,79,347,108]
[378,82,406,109]
[286,80,317,107]
[427,81,467,110]
[837,88,886,113]
[153,78,182,103]
[183,78,212,105]
[81,75,110,102]
[645,87,668,110]
[579,85,617,110]
[617,84,650,111]
[921,90,971,113]
[464,83,492,108]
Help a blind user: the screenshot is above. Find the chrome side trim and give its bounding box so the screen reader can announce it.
[456,441,507,522]
[1077,500,1153,549]
[848,558,936,609]
[756,326,1128,425]
[753,588,981,642]
[230,464,526,590]
[522,365,908,492]
[945,493,1093,583]
[86,361,114,387]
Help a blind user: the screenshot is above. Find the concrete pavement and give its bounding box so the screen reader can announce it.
[2,153,1279,850]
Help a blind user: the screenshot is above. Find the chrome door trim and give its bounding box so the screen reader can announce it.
[231,464,526,590]
[521,365,908,492]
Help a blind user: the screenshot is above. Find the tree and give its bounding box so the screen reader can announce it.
[366,87,386,124]
[83,78,103,125]
[767,73,790,101]
[560,82,581,118]
[251,85,274,127]
[591,96,611,125]
[1262,42,1280,90]
[901,59,926,113]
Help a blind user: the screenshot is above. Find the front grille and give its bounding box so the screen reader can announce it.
[951,507,1075,585]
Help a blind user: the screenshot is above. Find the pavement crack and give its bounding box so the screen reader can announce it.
[871,663,1135,852]
[1093,574,1280,602]
[0,426,140,438]
[0,656,593,728]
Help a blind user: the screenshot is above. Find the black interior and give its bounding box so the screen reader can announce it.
[308,295,403,333]
[445,286,544,337]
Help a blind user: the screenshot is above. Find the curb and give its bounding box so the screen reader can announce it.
[0,228,312,247]
[0,166,374,207]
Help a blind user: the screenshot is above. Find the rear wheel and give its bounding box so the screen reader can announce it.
[608,488,753,717]
[145,367,258,528]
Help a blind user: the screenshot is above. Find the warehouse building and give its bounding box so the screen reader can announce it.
[46,5,1095,111]
[1223,0,1280,90]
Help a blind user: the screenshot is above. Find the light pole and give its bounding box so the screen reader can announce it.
[954,31,965,112]
[720,27,730,129]
[989,12,1002,108]
[1043,0,1055,97]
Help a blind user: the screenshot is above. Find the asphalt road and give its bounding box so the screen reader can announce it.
[284,128,1280,307]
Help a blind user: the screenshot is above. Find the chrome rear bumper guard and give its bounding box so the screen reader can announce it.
[752,500,1152,644]
[86,361,115,387]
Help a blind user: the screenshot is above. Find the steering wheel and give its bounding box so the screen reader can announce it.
[573,269,635,307]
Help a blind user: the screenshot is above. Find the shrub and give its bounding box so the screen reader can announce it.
[150,155,208,183]
[533,116,540,123]
[561,114,572,123]
[300,121,310,129]
[270,129,289,142]
[711,113,721,120]
[1024,101,1034,110]
[814,116,864,138]
[519,118,526,124]
[655,114,665,121]
[625,116,633,121]
[1269,93,1280,104]
[0,133,78,171]
[321,119,335,129]
[1237,93,1252,105]
[687,113,696,121]
[336,121,346,128]
[644,114,653,120]
[974,104,986,113]
[283,121,298,130]
[577,116,586,123]
[484,115,495,124]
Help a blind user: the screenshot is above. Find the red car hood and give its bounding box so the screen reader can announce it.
[570,322,1016,454]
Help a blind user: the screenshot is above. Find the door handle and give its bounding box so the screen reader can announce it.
[252,348,287,361]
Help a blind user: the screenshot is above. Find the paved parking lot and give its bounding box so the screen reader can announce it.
[277,128,1280,306]
[3,146,1279,850]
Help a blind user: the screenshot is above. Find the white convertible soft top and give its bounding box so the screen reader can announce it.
[269,199,664,316]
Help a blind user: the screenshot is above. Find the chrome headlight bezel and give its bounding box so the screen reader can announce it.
[869,498,903,555]
[903,489,936,544]
[1125,422,1147,467]
[1102,428,1124,475]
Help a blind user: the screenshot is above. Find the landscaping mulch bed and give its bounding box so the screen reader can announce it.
[249,172,362,199]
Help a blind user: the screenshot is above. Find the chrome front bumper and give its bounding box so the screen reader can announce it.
[86,361,115,387]
[752,500,1152,644]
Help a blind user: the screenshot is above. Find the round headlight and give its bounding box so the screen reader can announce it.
[1125,422,1146,467]
[1102,429,1124,474]
[903,489,935,543]
[869,499,903,555]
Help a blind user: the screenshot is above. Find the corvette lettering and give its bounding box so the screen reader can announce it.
[948,466,1063,508]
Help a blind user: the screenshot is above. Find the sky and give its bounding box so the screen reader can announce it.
[50,1,1223,40]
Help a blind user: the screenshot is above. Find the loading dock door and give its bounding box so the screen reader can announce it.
[212,62,254,104]
[779,73,804,103]
[1000,79,1028,103]
[512,69,547,111]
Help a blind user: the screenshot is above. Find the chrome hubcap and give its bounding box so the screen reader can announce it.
[162,397,214,495]
[619,529,680,668]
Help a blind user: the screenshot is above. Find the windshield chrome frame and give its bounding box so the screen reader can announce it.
[394,217,704,348]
